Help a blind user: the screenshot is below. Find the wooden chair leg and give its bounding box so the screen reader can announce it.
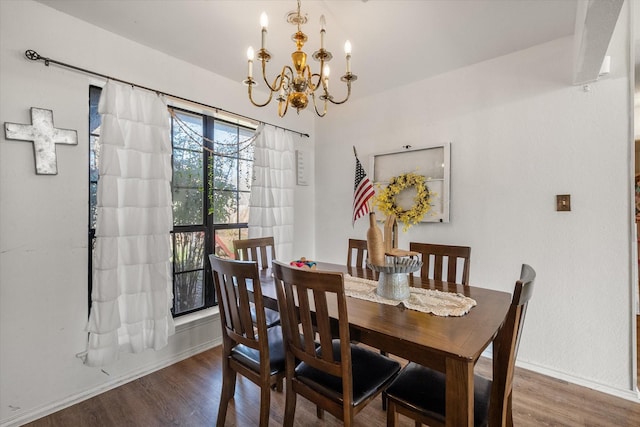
[283,382,297,427]
[506,392,514,427]
[386,400,398,427]
[217,362,236,427]
[344,411,354,427]
[259,384,271,427]
[316,405,324,419]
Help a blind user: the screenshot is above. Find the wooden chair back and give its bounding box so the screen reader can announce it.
[488,263,536,425]
[347,238,368,267]
[233,236,276,269]
[273,260,400,426]
[209,255,284,426]
[272,261,352,412]
[409,242,471,285]
[210,255,267,354]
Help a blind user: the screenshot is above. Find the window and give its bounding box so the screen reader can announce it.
[88,86,101,311]
[170,109,255,315]
[88,87,256,317]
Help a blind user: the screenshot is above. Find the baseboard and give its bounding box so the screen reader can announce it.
[515,360,640,403]
[1,331,222,427]
[481,347,639,402]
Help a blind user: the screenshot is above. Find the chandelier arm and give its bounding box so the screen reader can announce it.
[304,66,320,92]
[247,83,275,107]
[261,63,293,93]
[310,72,324,92]
[326,80,353,105]
[282,65,296,86]
[278,96,290,117]
[310,92,327,117]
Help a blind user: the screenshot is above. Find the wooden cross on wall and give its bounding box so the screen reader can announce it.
[4,107,78,175]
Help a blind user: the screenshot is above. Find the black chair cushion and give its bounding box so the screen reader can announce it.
[295,340,401,406]
[250,305,281,328]
[231,325,285,375]
[385,361,492,427]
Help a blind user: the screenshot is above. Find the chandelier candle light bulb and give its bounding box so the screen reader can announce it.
[260,12,268,50]
[345,40,352,73]
[247,47,254,79]
[320,15,326,49]
[323,64,330,90]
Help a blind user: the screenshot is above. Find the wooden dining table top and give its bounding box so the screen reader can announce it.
[255,261,513,427]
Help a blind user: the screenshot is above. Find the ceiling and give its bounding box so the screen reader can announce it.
[36,0,578,100]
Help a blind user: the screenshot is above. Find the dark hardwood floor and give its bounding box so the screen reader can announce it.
[25,345,640,427]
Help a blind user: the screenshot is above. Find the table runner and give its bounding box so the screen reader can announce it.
[344,274,477,316]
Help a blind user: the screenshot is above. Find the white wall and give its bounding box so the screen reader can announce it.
[1,0,637,424]
[315,7,636,399]
[0,1,314,425]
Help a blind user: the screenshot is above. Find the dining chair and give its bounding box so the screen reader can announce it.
[209,255,286,427]
[347,238,368,268]
[233,236,280,328]
[233,236,276,269]
[409,242,471,285]
[384,264,536,427]
[272,260,401,427]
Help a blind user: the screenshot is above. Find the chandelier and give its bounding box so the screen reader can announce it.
[243,0,357,117]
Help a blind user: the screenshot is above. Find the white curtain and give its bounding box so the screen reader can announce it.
[86,81,174,367]
[248,124,295,261]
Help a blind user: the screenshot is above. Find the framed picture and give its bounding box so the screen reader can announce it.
[370,143,450,223]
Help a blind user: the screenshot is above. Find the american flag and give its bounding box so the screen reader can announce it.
[353,155,375,225]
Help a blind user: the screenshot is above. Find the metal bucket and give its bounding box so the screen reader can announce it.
[376,272,410,300]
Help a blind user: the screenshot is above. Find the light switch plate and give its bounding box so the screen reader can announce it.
[556,194,571,211]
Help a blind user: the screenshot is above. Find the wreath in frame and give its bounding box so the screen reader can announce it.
[374,172,432,231]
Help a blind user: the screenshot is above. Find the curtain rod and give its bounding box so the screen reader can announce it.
[23,49,310,138]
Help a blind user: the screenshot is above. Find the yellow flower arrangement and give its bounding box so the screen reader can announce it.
[374,172,432,231]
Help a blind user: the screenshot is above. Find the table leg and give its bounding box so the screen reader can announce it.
[445,357,474,427]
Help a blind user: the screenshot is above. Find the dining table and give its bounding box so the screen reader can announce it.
[255,261,512,427]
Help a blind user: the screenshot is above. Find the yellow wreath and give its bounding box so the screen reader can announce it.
[374,172,432,231]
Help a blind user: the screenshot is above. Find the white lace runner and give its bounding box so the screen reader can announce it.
[344,274,477,316]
